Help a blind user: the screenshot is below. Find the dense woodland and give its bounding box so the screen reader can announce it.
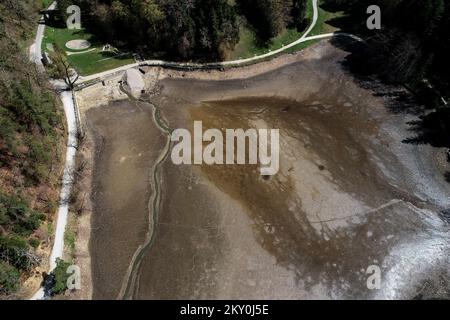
[237,0,308,42]
[57,0,309,59]
[0,0,64,296]
[326,0,449,94]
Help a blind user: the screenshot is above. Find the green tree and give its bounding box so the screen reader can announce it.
[0,236,38,271]
[52,258,71,295]
[70,0,240,60]
[140,0,165,30]
[238,0,285,42]
[0,262,20,295]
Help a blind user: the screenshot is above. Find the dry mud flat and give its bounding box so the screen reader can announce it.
[85,101,167,298]
[86,41,450,299]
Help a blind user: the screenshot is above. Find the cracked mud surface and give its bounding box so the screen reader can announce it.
[86,41,450,299]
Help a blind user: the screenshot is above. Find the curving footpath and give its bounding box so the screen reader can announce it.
[77,0,362,85]
[29,1,57,71]
[30,2,79,300]
[30,90,78,300]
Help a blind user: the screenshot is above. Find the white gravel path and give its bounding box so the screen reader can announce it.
[29,1,79,300]
[30,91,78,300]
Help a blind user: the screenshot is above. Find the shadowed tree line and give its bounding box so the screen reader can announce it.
[324,0,450,183]
[55,0,308,60]
[57,0,241,60]
[237,0,308,45]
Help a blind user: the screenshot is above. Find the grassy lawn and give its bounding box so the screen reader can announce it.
[230,21,306,60]
[309,1,343,36]
[43,26,94,53]
[41,0,53,9]
[281,4,343,55]
[43,25,135,76]
[67,51,134,76]
[40,0,343,74]
[228,0,342,60]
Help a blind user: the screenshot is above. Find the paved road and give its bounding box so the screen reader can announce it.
[29,1,57,70]
[29,1,79,300]
[30,91,78,300]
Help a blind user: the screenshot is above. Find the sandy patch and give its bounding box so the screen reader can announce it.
[66,40,91,51]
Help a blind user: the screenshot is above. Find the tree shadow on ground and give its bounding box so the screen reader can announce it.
[330,37,426,115]
[99,51,134,61]
[403,108,450,186]
[328,36,450,184]
[42,10,65,28]
[320,0,376,36]
[440,208,450,223]
[403,108,450,148]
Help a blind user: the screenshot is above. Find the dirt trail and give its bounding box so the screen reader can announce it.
[117,103,172,300]
[86,101,167,299]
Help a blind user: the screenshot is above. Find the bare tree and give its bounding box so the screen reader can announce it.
[49,43,79,89]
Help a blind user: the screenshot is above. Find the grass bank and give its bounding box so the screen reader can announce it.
[42,25,134,76]
[228,0,342,60]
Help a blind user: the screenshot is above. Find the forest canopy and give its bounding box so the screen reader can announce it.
[57,0,309,60]
[0,0,63,296]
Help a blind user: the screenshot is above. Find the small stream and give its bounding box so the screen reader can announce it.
[117,99,172,300]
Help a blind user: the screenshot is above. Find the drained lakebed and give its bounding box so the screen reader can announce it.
[82,41,450,299]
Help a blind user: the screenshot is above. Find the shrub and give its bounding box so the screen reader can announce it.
[0,235,36,271]
[28,237,40,249]
[0,262,20,295]
[52,258,71,295]
[0,192,45,236]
